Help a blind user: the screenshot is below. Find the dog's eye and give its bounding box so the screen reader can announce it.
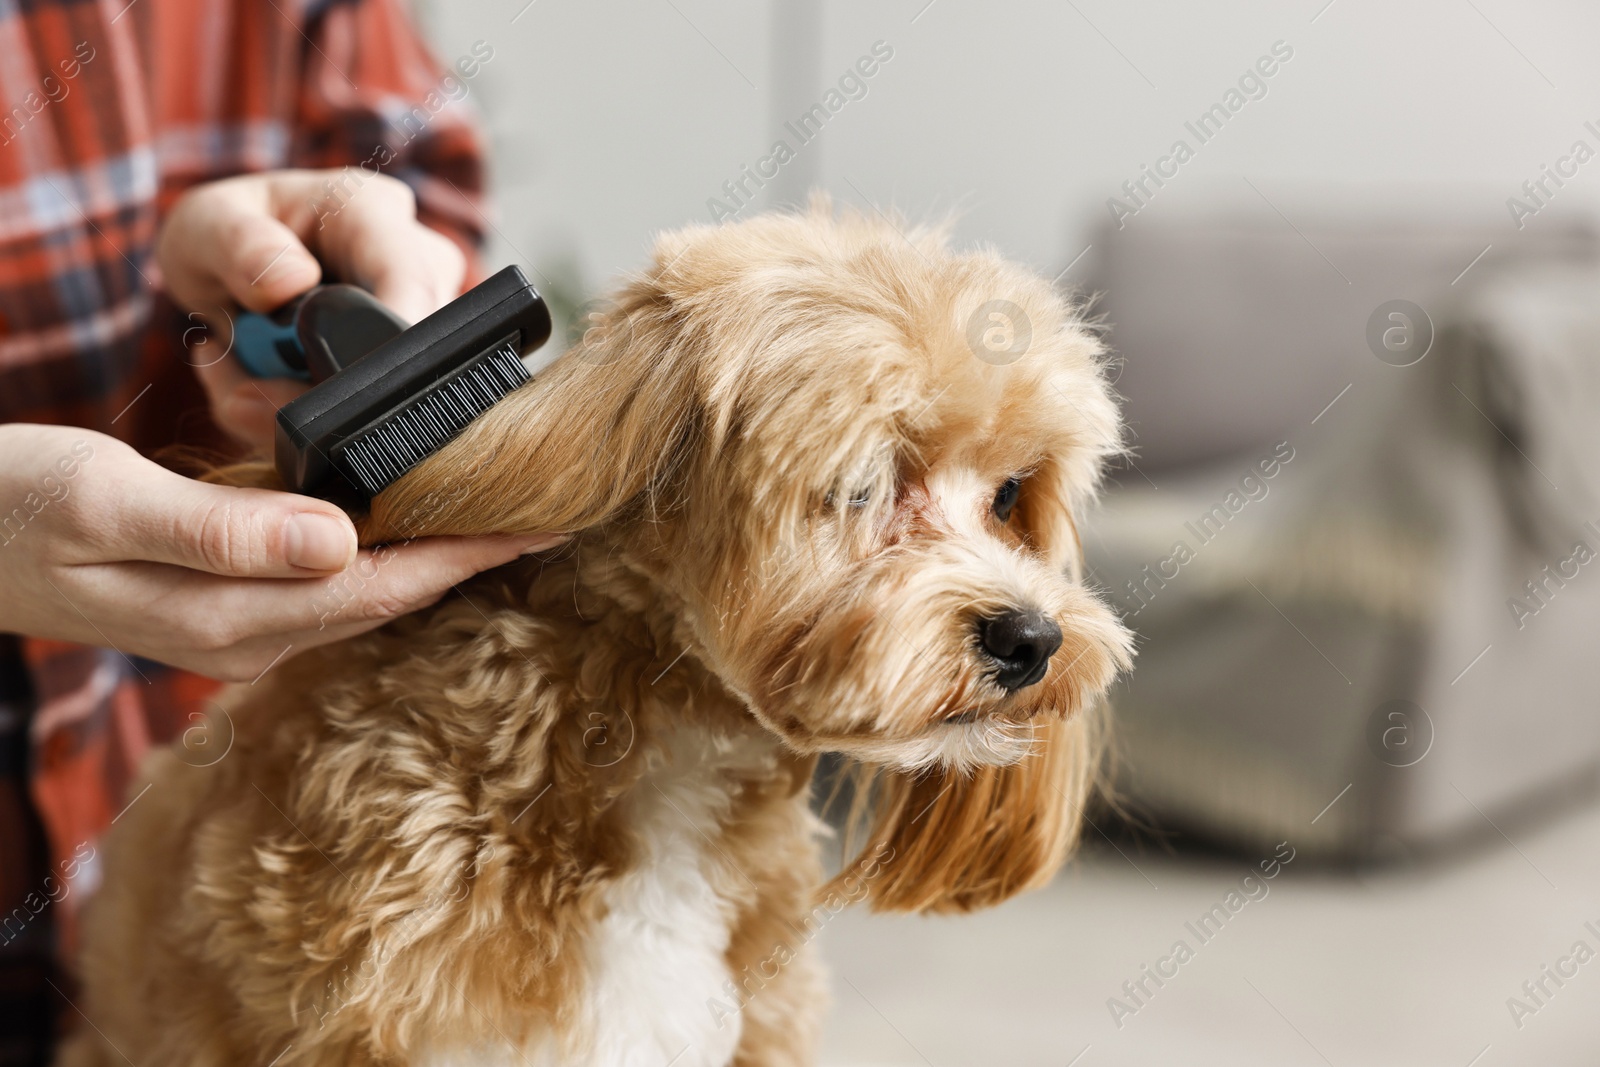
[992,477,1022,522]
[823,487,873,510]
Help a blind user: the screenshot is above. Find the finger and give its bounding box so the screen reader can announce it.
[311,175,466,323]
[65,532,567,680]
[190,357,307,448]
[302,534,565,631]
[217,378,308,450]
[160,177,323,315]
[92,460,359,577]
[188,617,386,682]
[87,532,563,651]
[361,226,467,325]
[60,558,391,668]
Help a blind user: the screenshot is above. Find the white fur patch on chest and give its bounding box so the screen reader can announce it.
[416,726,772,1067]
[581,726,772,1066]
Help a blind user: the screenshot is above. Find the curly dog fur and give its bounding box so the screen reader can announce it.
[59,202,1131,1066]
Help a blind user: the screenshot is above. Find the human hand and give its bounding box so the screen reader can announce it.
[0,425,561,682]
[157,169,468,447]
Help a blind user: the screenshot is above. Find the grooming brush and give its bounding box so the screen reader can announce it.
[233,265,551,505]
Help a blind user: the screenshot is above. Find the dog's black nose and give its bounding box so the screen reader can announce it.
[978,609,1063,691]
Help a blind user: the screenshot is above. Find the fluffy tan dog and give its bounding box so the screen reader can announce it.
[60,203,1131,1067]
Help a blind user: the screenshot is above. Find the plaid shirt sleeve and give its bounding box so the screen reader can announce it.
[0,0,490,1052]
[287,0,491,276]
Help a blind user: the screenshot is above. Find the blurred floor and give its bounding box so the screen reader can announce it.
[817,793,1600,1067]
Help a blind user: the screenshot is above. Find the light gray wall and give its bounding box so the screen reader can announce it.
[414,0,1600,294]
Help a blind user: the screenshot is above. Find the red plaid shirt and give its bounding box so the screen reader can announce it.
[0,0,486,1053]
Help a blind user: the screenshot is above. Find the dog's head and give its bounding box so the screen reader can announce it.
[370,202,1132,911]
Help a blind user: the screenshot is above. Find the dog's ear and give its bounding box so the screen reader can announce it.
[364,275,698,544]
[829,709,1102,913]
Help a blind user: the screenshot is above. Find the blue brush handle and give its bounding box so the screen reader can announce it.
[234,310,311,380]
[231,286,407,383]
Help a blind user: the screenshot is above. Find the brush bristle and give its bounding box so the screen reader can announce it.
[338,341,530,498]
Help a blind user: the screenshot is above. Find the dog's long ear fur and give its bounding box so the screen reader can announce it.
[361,278,695,544]
[832,707,1103,913]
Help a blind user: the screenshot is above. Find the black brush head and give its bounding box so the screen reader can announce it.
[274,266,551,506]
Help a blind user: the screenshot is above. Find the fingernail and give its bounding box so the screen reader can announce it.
[280,247,321,281]
[286,513,357,570]
[250,246,317,294]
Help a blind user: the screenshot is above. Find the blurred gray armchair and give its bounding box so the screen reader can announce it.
[1082,210,1600,861]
